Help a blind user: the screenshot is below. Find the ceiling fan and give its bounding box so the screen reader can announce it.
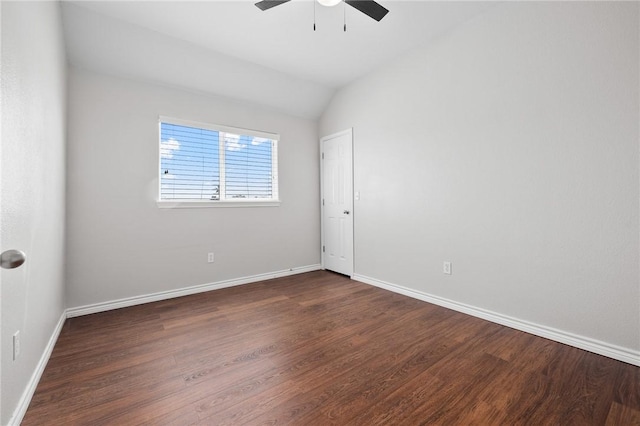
[255,0,389,22]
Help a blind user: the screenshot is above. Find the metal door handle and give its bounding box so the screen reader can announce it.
[343,210,350,215]
[1,250,26,269]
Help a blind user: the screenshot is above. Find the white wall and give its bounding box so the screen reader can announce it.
[60,2,334,120]
[320,2,640,355]
[66,68,320,309]
[1,2,67,424]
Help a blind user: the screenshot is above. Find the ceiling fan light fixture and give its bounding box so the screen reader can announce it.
[317,0,342,7]
[255,0,389,22]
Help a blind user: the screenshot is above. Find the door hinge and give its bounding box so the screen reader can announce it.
[322,152,324,160]
[323,245,325,253]
[322,199,324,206]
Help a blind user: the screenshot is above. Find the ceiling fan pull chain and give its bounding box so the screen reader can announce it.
[343,0,347,31]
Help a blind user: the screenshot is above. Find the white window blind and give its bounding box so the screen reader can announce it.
[159,118,278,204]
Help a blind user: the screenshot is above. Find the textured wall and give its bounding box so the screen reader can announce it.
[1,2,67,423]
[66,68,320,309]
[320,2,639,353]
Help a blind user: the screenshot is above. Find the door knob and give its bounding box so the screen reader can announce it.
[343,210,350,215]
[1,250,26,269]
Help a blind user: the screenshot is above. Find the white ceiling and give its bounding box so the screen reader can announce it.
[62,1,496,119]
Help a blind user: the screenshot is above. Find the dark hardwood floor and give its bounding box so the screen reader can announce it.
[23,271,640,425]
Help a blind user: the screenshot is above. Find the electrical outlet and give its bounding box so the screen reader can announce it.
[13,331,20,361]
[443,261,452,275]
[208,252,215,263]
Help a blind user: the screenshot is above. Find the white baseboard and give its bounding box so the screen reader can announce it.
[353,274,640,367]
[9,311,67,426]
[66,264,322,318]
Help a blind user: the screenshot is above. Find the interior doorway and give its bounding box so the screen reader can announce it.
[320,129,354,277]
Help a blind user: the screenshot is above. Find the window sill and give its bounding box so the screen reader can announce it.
[156,200,281,209]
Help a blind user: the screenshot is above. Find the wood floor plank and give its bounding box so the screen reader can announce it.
[614,359,640,410]
[21,271,640,425]
[352,371,448,426]
[318,337,458,423]
[605,402,640,426]
[27,355,179,413]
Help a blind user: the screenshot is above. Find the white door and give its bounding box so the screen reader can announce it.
[321,129,353,276]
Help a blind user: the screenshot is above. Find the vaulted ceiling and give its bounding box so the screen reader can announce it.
[62,1,496,119]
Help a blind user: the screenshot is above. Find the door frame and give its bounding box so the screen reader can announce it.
[320,128,354,276]
[0,4,3,417]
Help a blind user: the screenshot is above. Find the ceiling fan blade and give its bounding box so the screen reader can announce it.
[255,0,291,11]
[345,0,389,22]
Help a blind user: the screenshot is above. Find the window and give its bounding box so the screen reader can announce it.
[158,117,279,207]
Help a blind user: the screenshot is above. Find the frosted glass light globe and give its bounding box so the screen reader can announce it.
[318,0,341,7]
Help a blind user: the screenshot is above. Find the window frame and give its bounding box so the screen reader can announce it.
[156,116,280,208]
